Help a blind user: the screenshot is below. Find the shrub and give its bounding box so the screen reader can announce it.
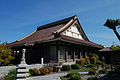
[52,66,60,72]
[96,60,105,65]
[85,56,90,64]
[66,73,76,77]
[39,67,50,75]
[90,56,97,64]
[60,76,68,80]
[0,44,14,65]
[79,58,85,66]
[86,64,94,68]
[71,64,80,69]
[45,66,53,72]
[88,69,96,75]
[68,73,81,80]
[61,65,71,71]
[29,68,40,76]
[98,69,107,74]
[87,76,98,80]
[4,69,16,80]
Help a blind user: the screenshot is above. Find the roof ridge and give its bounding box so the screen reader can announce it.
[37,15,76,31]
[55,16,77,34]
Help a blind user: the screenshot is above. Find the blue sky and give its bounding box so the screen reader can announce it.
[0,0,120,46]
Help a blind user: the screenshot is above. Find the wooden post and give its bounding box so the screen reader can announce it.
[73,51,75,61]
[85,52,87,57]
[58,50,60,62]
[65,51,68,62]
[79,52,82,58]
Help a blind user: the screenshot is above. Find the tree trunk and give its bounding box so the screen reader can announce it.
[113,28,120,41]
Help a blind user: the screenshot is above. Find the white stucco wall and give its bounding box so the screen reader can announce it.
[63,24,83,40]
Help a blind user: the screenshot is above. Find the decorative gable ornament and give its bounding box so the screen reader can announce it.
[62,24,83,40]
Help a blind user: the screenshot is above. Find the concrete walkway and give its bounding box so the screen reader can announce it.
[29,72,67,80]
[29,73,107,80]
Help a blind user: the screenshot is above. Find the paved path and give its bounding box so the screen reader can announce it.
[29,72,67,80]
[0,66,16,77]
[29,73,107,80]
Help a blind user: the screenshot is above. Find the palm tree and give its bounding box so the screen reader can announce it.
[104,19,120,41]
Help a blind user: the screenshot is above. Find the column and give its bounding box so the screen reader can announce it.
[57,50,60,62]
[73,51,75,61]
[65,51,68,62]
[85,52,87,57]
[79,52,82,58]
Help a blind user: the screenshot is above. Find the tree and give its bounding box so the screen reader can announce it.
[104,19,120,41]
[0,44,14,65]
[111,45,120,51]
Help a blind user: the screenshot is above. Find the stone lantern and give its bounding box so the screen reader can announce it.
[16,49,29,80]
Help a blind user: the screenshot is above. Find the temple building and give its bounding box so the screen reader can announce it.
[9,16,103,64]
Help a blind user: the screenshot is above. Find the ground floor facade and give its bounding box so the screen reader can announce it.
[12,40,100,64]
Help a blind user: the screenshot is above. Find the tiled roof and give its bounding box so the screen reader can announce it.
[9,23,66,46]
[99,47,112,51]
[60,35,103,48]
[9,16,103,48]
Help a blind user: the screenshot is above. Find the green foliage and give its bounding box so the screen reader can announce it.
[60,76,68,80]
[68,73,81,80]
[86,64,95,68]
[104,19,120,41]
[96,60,105,65]
[66,73,76,77]
[0,44,14,65]
[61,73,81,80]
[52,66,59,72]
[76,58,85,66]
[90,53,99,64]
[98,69,107,74]
[71,64,80,70]
[88,69,96,75]
[111,45,120,51]
[91,53,99,60]
[61,65,71,71]
[104,19,120,29]
[87,76,98,80]
[4,69,16,80]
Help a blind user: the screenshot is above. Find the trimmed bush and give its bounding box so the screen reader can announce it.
[52,66,60,72]
[29,68,40,76]
[87,76,98,80]
[66,73,76,77]
[88,69,96,75]
[61,65,71,71]
[68,73,81,80]
[85,56,90,64]
[98,69,107,74]
[90,56,97,64]
[71,64,80,69]
[86,64,94,68]
[79,58,85,66]
[39,67,49,75]
[60,76,68,80]
[45,66,53,72]
[4,69,16,80]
